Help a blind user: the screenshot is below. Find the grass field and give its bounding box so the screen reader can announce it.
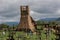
[0,26,56,40]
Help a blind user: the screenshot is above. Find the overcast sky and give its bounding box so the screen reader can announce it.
[0,0,60,23]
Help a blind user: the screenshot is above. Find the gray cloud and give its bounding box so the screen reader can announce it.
[29,0,60,14]
[0,0,60,23]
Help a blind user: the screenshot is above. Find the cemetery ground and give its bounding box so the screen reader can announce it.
[0,25,56,40]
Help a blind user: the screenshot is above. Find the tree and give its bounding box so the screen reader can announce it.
[0,24,8,28]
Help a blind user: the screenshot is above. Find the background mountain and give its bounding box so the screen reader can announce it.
[56,18,60,21]
[3,22,19,26]
[1,17,60,26]
[40,18,59,21]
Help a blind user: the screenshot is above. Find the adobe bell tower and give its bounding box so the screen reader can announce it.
[17,6,37,33]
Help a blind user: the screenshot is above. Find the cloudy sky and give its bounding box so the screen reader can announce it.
[0,0,60,23]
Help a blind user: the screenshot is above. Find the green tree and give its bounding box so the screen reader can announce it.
[0,24,8,28]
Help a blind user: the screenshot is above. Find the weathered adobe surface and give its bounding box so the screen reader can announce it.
[16,6,37,33]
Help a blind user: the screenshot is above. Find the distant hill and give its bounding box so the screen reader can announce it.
[3,22,19,26]
[56,18,60,21]
[40,18,58,21]
[2,17,60,26]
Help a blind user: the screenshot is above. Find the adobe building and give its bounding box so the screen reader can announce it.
[16,6,37,33]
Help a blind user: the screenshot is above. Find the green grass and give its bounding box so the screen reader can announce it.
[0,26,56,40]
